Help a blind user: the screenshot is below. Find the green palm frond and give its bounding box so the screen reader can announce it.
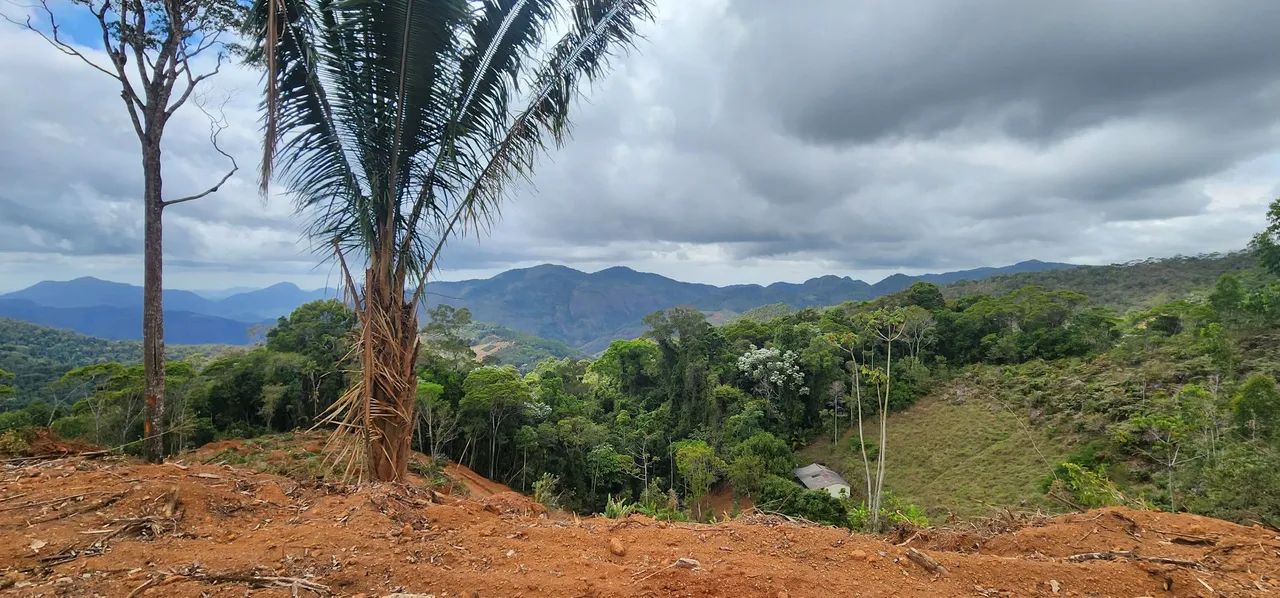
[253,0,652,284]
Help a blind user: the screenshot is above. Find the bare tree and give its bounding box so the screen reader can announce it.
[4,0,245,462]
[900,306,936,363]
[864,309,908,530]
[829,332,872,509]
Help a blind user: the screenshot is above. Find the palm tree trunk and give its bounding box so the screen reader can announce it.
[141,142,166,463]
[361,255,418,481]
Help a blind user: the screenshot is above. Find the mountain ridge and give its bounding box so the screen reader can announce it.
[1,260,1076,350]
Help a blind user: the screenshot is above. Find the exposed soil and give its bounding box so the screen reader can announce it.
[443,463,513,498]
[1,448,1277,597]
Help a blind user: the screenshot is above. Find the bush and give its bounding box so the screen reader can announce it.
[1233,374,1280,443]
[602,494,636,519]
[1191,442,1280,527]
[0,429,30,455]
[532,473,561,510]
[755,475,849,528]
[0,410,33,434]
[1045,462,1127,508]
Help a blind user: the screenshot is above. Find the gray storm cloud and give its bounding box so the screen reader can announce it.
[1,0,1278,289]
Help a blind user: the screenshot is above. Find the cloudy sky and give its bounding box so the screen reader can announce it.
[2,1,1279,291]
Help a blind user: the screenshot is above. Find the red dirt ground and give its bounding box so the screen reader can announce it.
[0,452,1277,596]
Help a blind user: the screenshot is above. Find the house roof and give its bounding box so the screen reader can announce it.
[793,463,849,490]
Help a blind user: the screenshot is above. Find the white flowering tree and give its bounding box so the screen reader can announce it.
[737,345,810,430]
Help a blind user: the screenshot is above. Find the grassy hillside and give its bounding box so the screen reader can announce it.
[801,382,1070,518]
[464,321,581,371]
[944,252,1259,311]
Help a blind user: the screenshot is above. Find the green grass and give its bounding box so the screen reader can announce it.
[800,389,1071,519]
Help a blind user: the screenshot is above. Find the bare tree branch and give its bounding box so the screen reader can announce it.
[167,51,224,118]
[1,0,120,82]
[161,97,238,207]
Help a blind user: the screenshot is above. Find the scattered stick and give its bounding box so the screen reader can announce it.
[1064,550,1200,568]
[905,548,949,577]
[1149,527,1215,544]
[0,450,111,463]
[185,570,331,595]
[27,493,123,523]
[128,565,330,596]
[126,577,161,598]
[895,531,921,547]
[0,492,99,512]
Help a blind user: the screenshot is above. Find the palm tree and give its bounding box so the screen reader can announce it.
[251,0,653,481]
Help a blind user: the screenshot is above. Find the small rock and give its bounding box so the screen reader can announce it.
[401,523,414,537]
[505,549,517,558]
[54,577,73,586]
[850,549,867,560]
[1049,579,1061,594]
[609,538,627,557]
[672,557,700,569]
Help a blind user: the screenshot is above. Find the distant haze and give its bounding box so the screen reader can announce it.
[0,260,1072,349]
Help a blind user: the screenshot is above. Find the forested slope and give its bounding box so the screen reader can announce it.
[945,251,1258,310]
[4,251,1280,532]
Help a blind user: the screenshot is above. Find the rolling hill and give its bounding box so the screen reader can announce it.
[1,261,1074,350]
[0,318,227,404]
[424,260,1075,353]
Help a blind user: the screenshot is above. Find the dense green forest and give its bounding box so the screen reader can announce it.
[3,247,1280,530]
[0,319,226,405]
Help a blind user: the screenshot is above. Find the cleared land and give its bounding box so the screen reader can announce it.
[1,437,1277,597]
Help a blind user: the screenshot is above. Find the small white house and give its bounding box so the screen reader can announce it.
[793,463,851,498]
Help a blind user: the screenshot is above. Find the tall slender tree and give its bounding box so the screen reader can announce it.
[252,0,653,481]
[5,0,245,462]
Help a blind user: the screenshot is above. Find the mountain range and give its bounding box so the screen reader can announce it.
[0,260,1074,351]
[423,260,1074,352]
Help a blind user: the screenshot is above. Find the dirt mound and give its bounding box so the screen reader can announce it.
[1,456,1277,597]
[0,428,100,458]
[186,432,510,498]
[443,462,514,497]
[480,491,546,516]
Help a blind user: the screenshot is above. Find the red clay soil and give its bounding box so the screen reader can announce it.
[443,463,514,498]
[15,428,101,458]
[697,483,753,521]
[0,456,1277,597]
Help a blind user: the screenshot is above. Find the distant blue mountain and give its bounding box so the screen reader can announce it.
[425,260,1077,353]
[1,277,335,322]
[0,299,261,345]
[4,277,218,313]
[216,282,333,321]
[1,260,1075,349]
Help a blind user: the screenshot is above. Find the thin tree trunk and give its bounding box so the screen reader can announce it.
[873,340,893,529]
[852,360,872,505]
[141,142,166,463]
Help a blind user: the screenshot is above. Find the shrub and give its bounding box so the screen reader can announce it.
[0,410,33,434]
[1045,462,1126,508]
[532,473,561,510]
[602,494,636,519]
[755,475,849,528]
[1191,441,1280,527]
[0,429,30,455]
